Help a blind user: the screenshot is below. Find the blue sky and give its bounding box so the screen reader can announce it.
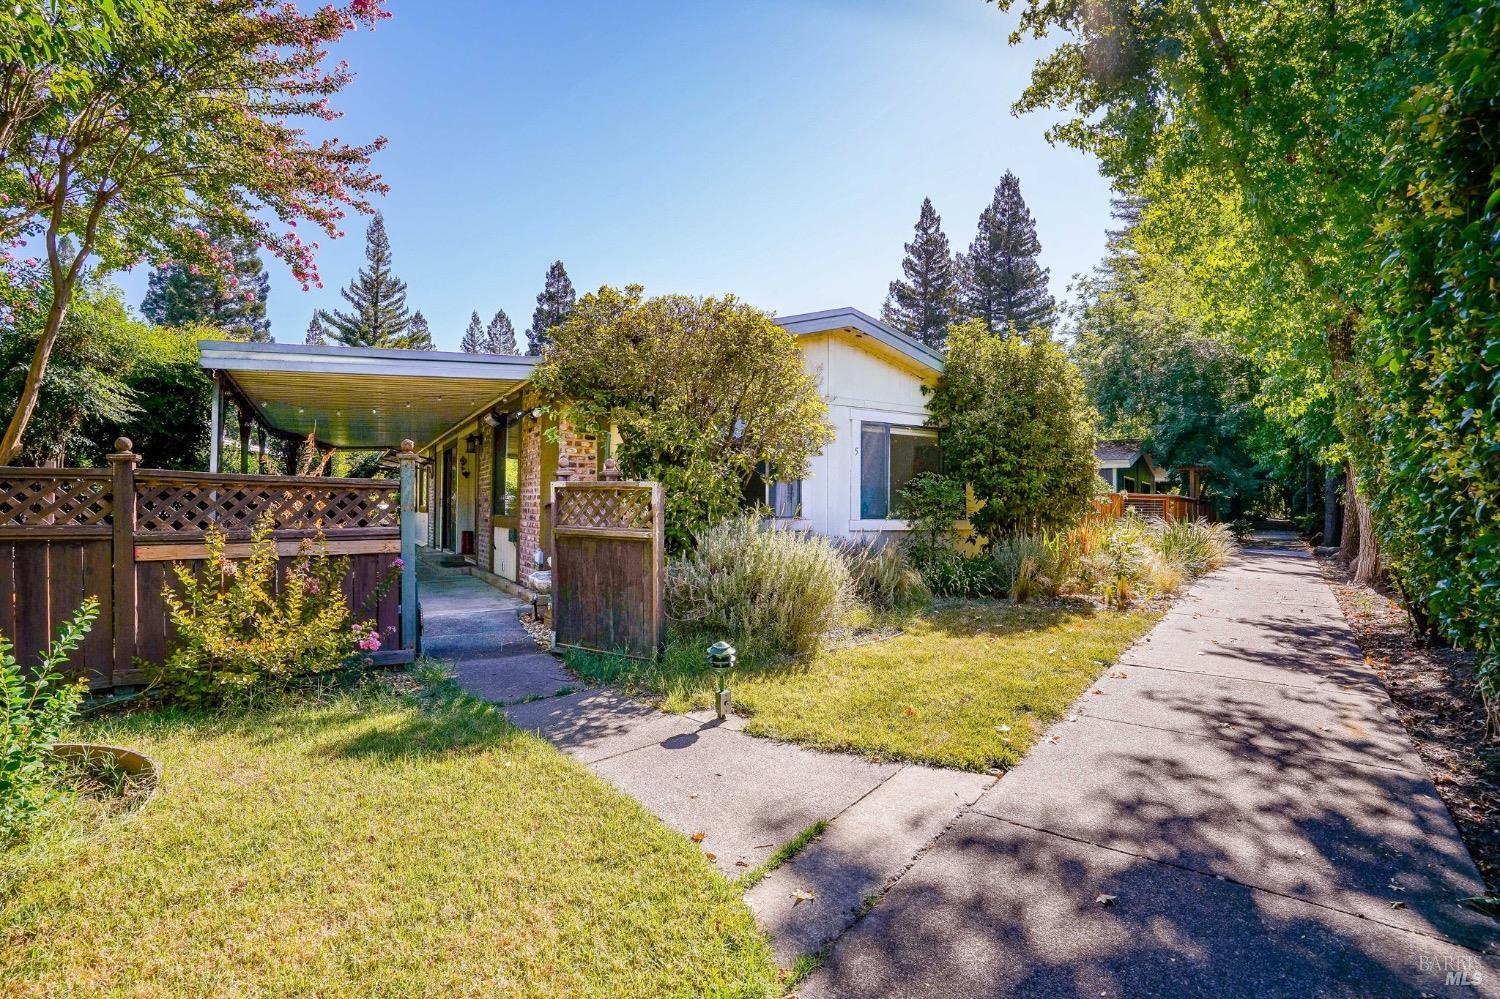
[116,0,1113,351]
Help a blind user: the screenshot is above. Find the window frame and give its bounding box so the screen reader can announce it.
[852,415,942,530]
[490,415,521,520]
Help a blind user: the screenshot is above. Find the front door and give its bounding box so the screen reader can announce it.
[440,447,456,550]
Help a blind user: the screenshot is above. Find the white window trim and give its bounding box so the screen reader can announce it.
[847,407,938,531]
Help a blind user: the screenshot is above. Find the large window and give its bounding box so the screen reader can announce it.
[860,422,941,520]
[741,464,802,519]
[491,417,521,516]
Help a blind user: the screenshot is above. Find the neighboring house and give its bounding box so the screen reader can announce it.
[198,308,944,594]
[1095,440,1169,494]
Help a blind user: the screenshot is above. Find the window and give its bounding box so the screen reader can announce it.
[740,465,802,519]
[860,423,941,520]
[491,417,521,516]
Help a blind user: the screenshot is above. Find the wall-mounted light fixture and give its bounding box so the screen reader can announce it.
[464,431,480,454]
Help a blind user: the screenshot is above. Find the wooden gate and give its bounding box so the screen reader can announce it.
[0,439,418,689]
[549,481,664,659]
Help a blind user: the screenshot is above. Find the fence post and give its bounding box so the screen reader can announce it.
[108,438,139,685]
[398,440,418,652]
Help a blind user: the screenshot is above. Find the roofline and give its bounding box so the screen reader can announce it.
[775,307,944,373]
[198,339,541,379]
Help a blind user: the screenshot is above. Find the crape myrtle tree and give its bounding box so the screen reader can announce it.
[926,319,1097,539]
[0,0,390,462]
[531,285,834,550]
[957,171,1055,334]
[882,197,959,350]
[527,260,575,356]
[141,235,272,341]
[318,213,418,348]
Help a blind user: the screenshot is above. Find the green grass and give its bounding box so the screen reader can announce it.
[737,819,828,890]
[0,677,779,998]
[573,600,1158,773]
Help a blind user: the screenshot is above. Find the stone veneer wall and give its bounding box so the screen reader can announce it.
[517,408,544,572]
[475,419,493,570]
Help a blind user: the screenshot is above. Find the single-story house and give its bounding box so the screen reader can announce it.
[1094,440,1169,494]
[198,307,944,594]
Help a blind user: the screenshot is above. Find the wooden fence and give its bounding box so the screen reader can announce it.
[1090,492,1213,523]
[549,480,664,660]
[0,439,419,690]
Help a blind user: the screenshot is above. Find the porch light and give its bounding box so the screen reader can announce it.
[706,641,737,720]
[464,432,480,454]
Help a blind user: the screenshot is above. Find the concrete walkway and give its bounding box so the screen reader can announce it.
[418,560,992,967]
[802,542,1498,998]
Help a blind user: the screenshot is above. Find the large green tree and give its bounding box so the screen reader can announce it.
[460,311,484,353]
[141,236,271,341]
[882,197,959,349]
[531,285,834,549]
[0,0,389,462]
[485,309,518,353]
[526,260,575,356]
[958,171,1055,334]
[319,213,418,348]
[926,320,1097,538]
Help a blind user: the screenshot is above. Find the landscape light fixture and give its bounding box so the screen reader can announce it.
[706,641,737,720]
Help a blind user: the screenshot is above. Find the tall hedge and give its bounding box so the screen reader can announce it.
[926,321,1097,539]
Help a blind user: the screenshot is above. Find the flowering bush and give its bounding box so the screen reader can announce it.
[152,515,396,707]
[2,599,97,841]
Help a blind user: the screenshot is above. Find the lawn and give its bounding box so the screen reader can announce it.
[0,674,779,998]
[572,600,1159,772]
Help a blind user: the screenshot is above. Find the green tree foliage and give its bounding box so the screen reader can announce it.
[141,236,271,341]
[1365,1,1499,693]
[958,171,1055,334]
[405,310,434,350]
[304,315,327,346]
[319,214,417,348]
[485,309,518,354]
[0,274,215,468]
[460,311,484,353]
[532,285,834,550]
[1070,198,1266,511]
[882,197,959,349]
[527,261,575,356]
[927,320,1097,538]
[0,0,389,462]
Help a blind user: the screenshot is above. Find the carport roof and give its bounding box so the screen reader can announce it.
[199,340,537,450]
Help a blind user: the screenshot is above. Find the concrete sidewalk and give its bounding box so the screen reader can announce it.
[803,543,1497,998]
[419,561,993,967]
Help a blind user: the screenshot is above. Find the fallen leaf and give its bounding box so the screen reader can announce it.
[995,724,1012,733]
[705,852,717,861]
[1096,894,1116,906]
[691,832,706,843]
[791,889,816,905]
[735,859,749,867]
[1390,900,1407,910]
[902,706,917,718]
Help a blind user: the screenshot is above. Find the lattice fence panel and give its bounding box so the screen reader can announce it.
[0,472,112,529]
[134,476,399,535]
[554,485,655,532]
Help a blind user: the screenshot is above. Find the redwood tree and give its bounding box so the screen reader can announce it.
[0,0,390,461]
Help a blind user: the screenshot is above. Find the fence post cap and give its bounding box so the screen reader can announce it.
[399,439,415,454]
[112,437,133,453]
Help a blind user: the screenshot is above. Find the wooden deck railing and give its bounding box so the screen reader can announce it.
[0,439,420,690]
[1089,492,1212,524]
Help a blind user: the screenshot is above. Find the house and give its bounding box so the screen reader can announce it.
[1094,440,1169,494]
[198,307,944,594]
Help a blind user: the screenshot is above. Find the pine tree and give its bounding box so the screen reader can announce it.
[881,197,958,349]
[141,236,272,341]
[485,309,518,353]
[957,172,1055,335]
[304,314,327,345]
[317,213,414,347]
[461,311,484,353]
[401,311,434,350]
[526,260,575,356]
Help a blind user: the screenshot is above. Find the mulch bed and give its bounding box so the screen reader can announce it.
[1315,551,1498,890]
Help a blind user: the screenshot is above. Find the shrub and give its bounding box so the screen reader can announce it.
[666,516,851,660]
[1153,519,1236,577]
[1,599,97,841]
[904,539,996,598]
[835,540,930,613]
[153,516,393,707]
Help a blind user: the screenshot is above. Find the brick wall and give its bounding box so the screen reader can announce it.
[557,417,598,484]
[476,419,493,570]
[517,410,543,573]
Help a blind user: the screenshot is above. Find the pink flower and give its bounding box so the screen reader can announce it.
[390,557,404,570]
[357,631,381,652]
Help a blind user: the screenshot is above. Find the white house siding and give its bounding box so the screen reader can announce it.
[793,332,937,542]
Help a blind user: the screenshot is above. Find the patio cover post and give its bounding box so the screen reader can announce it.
[208,373,223,473]
[398,439,419,652]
